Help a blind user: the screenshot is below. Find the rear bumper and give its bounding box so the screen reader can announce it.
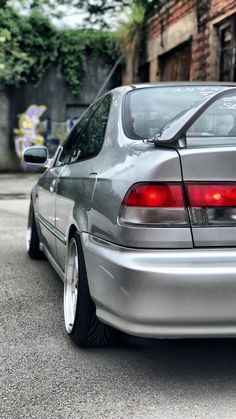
[81,233,236,338]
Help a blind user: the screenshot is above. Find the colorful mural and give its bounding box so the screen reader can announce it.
[14,105,82,171]
[14,105,46,170]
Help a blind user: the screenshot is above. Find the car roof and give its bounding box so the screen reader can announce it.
[108,82,236,101]
[129,82,236,89]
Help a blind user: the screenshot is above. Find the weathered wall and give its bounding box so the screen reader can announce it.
[147,0,197,82]
[0,93,18,171]
[195,0,236,81]
[123,0,236,84]
[1,55,120,171]
[9,56,116,127]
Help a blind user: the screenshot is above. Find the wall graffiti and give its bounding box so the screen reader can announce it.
[14,105,46,171]
[14,105,81,171]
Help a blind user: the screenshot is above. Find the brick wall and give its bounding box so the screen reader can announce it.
[147,0,195,41]
[191,0,236,80]
[191,1,211,81]
[122,0,236,84]
[210,0,236,19]
[145,0,197,82]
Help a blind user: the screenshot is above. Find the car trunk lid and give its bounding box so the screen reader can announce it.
[154,87,236,247]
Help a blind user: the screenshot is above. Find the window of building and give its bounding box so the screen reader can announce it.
[159,41,191,81]
[219,17,236,81]
[138,62,150,82]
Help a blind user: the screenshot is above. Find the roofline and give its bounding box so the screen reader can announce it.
[130,82,236,89]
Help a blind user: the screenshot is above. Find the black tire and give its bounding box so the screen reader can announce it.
[27,201,44,259]
[65,232,118,348]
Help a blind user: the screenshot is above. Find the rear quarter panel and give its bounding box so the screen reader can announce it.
[86,89,193,249]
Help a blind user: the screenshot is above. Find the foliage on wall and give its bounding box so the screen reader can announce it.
[0,8,119,94]
[60,29,119,94]
[0,9,59,88]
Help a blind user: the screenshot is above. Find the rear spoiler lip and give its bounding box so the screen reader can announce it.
[154,87,236,145]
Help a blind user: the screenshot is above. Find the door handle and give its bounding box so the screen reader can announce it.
[50,179,56,193]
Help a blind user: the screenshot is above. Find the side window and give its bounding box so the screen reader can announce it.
[70,95,112,163]
[56,101,101,166]
[187,95,236,138]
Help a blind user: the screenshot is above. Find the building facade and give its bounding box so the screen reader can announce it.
[123,0,236,84]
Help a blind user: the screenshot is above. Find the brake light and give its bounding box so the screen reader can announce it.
[120,182,236,227]
[186,183,236,227]
[120,183,187,226]
[186,184,236,207]
[123,184,185,208]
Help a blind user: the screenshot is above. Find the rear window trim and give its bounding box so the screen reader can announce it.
[122,88,143,141]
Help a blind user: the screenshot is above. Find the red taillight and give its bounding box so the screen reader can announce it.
[120,182,236,227]
[186,184,236,207]
[123,184,185,208]
[120,183,187,225]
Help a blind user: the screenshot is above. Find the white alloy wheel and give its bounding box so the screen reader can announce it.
[64,238,79,334]
[26,226,32,252]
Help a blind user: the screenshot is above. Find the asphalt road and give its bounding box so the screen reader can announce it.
[2,176,236,418]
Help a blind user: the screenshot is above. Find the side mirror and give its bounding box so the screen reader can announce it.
[23,146,48,166]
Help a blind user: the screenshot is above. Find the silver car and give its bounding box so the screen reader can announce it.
[24,83,236,347]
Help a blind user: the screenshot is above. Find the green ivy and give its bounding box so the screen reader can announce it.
[0,9,32,88]
[18,11,60,84]
[0,8,119,94]
[60,29,119,94]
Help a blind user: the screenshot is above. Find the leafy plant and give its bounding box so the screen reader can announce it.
[0,10,34,88]
[61,0,168,29]
[18,10,60,84]
[0,8,119,93]
[60,29,118,94]
[117,3,146,54]
[115,0,168,80]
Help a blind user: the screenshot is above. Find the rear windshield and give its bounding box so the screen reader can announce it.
[123,86,229,140]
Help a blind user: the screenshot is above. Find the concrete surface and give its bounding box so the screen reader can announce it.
[0,173,40,198]
[1,176,236,418]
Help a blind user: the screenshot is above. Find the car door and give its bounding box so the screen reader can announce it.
[158,87,236,247]
[54,95,112,272]
[36,104,100,263]
[37,148,62,261]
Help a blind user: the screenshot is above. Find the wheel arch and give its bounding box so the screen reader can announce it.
[28,198,33,226]
[68,224,79,244]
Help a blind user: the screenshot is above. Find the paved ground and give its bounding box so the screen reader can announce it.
[0,173,40,199]
[2,175,236,418]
